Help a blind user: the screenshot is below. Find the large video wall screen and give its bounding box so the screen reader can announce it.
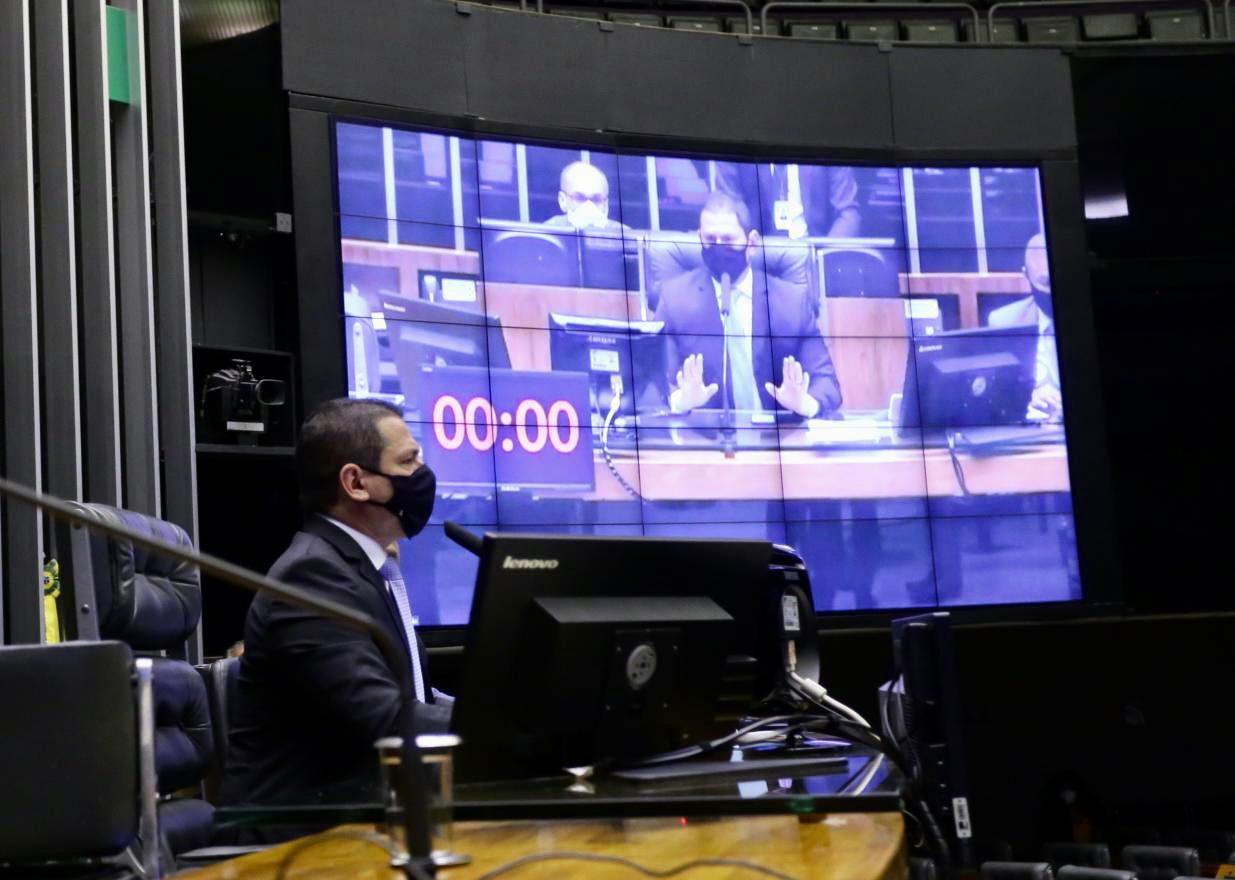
[334,119,1079,625]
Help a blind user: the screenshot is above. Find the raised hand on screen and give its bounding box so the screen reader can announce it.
[766,355,821,418]
[1028,384,1063,422]
[672,353,719,412]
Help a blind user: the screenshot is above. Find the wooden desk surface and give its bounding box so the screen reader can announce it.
[584,444,1070,502]
[177,813,905,880]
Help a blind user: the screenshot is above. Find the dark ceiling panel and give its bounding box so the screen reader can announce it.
[602,29,894,151]
[733,39,895,152]
[888,47,1076,152]
[281,0,467,114]
[282,0,1075,158]
[462,11,615,131]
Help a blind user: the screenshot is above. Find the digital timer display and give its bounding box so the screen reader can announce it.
[429,394,582,455]
[418,366,595,491]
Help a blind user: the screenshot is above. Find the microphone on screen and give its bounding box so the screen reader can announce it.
[720,271,732,318]
[444,520,484,557]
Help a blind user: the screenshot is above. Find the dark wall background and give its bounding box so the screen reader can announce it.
[1072,51,1235,617]
[280,0,1076,154]
[184,25,301,656]
[183,10,1234,849]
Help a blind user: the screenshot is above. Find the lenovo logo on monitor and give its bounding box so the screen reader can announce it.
[502,556,560,571]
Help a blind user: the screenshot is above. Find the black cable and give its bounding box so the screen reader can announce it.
[785,678,871,728]
[618,714,816,768]
[601,429,642,501]
[902,807,927,849]
[945,431,971,497]
[601,389,643,500]
[620,710,952,873]
[472,851,801,880]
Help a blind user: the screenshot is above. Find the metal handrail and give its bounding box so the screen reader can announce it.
[988,0,1218,39]
[761,1,981,41]
[538,0,754,34]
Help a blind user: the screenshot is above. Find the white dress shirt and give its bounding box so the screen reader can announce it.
[669,267,762,413]
[1028,310,1062,422]
[321,515,387,573]
[1036,310,1059,391]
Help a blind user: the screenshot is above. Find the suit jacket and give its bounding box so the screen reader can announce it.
[220,515,448,808]
[655,267,842,416]
[714,162,860,237]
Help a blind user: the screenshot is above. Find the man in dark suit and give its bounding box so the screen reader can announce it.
[657,192,842,419]
[221,399,448,808]
[714,161,860,239]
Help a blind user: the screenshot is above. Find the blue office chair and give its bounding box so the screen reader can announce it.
[58,504,216,862]
[817,247,900,298]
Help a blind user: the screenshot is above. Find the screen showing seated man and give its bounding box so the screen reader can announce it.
[334,121,1079,623]
[654,191,841,420]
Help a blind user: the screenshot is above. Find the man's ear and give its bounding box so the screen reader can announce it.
[338,463,371,503]
[747,229,762,250]
[557,191,571,215]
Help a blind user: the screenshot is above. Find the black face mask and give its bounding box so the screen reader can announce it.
[700,242,749,283]
[366,464,436,538]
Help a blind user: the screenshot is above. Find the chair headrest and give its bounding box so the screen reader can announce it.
[980,862,1055,880]
[1121,846,1200,878]
[644,234,811,310]
[76,504,202,651]
[1057,868,1135,880]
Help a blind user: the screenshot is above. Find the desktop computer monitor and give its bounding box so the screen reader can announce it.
[900,324,1039,433]
[372,293,511,419]
[547,312,668,416]
[450,532,777,782]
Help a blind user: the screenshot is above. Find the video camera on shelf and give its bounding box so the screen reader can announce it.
[199,358,287,445]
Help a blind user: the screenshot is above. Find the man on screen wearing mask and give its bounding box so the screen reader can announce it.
[988,232,1063,423]
[544,160,628,231]
[221,398,449,809]
[656,192,842,418]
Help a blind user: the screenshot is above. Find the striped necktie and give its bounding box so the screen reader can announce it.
[379,556,426,702]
